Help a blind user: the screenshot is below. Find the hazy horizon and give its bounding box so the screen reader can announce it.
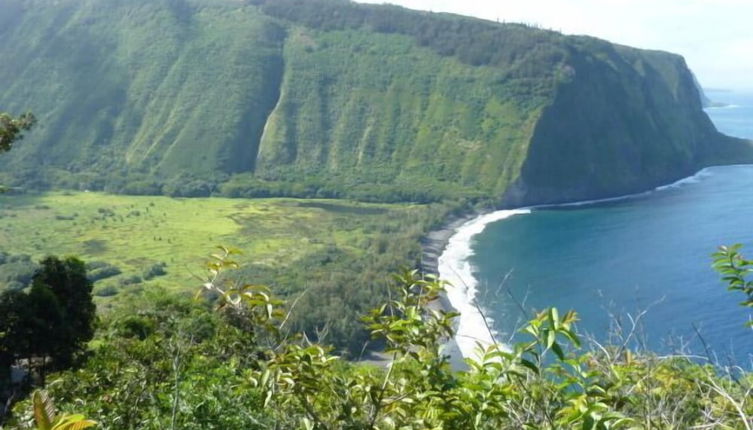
[356,0,753,92]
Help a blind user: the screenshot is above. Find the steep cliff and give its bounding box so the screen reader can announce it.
[0,0,750,202]
[501,40,753,206]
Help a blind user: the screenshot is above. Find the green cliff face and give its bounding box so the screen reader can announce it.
[0,0,286,178]
[501,41,753,206]
[1,0,750,203]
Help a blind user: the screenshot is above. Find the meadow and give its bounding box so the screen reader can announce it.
[0,192,435,315]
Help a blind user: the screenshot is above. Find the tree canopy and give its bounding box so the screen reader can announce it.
[0,112,35,153]
[0,256,95,385]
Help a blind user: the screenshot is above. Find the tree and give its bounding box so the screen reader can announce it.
[0,285,65,384]
[0,112,36,153]
[26,284,66,381]
[0,257,95,384]
[0,257,95,425]
[0,290,34,379]
[31,257,96,367]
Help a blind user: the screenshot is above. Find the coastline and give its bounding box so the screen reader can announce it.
[420,214,478,277]
[425,166,723,365]
[436,210,530,366]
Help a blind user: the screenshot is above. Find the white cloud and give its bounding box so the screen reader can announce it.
[356,0,753,90]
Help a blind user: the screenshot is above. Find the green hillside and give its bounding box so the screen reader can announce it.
[1,0,751,204]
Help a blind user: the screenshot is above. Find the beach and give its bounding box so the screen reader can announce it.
[422,210,532,366]
[429,210,530,365]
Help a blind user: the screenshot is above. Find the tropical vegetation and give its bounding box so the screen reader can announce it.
[2,248,751,429]
[2,0,753,428]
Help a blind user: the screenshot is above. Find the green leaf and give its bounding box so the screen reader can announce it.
[520,359,539,374]
[551,342,565,361]
[33,391,56,430]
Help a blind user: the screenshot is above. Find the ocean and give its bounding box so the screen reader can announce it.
[443,90,753,367]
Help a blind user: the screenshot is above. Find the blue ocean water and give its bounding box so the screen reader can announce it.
[471,91,753,366]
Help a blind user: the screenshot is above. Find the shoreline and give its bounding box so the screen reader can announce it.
[420,214,479,278]
[436,210,530,366]
[425,165,725,364]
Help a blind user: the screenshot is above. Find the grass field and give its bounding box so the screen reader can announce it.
[0,191,428,305]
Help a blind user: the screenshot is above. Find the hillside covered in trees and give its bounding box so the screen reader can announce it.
[1,0,751,204]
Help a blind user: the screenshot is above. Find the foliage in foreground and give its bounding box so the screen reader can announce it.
[714,244,753,327]
[6,248,752,429]
[30,390,95,430]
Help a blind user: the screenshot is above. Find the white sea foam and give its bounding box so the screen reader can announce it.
[705,104,740,110]
[438,209,530,362]
[437,167,717,363]
[540,167,715,208]
[654,168,713,192]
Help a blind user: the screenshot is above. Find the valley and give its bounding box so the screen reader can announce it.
[1,0,752,427]
[0,191,450,351]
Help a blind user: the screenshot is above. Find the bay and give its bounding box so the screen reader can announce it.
[470,90,753,367]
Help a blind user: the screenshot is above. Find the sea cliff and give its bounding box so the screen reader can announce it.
[0,0,750,202]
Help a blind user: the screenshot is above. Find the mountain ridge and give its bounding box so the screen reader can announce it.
[1,0,751,204]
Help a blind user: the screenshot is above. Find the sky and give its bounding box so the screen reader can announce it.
[356,0,753,91]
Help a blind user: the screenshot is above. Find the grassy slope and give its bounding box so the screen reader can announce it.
[0,190,452,352]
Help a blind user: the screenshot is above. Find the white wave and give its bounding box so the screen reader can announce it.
[654,168,713,192]
[438,209,530,362]
[540,167,714,209]
[705,104,740,110]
